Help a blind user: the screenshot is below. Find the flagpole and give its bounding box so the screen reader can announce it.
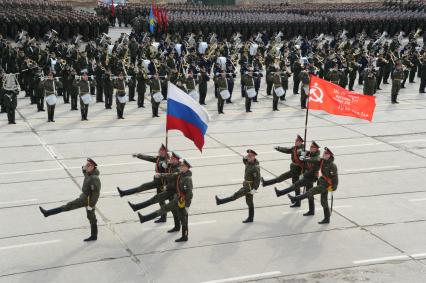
[302,75,312,194]
[165,130,169,150]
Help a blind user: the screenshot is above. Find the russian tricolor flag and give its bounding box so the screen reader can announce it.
[167,82,210,152]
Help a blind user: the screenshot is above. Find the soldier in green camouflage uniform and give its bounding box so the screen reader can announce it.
[118,144,169,223]
[262,135,305,207]
[138,159,194,242]
[40,158,101,241]
[216,149,261,223]
[289,147,338,224]
[391,62,405,104]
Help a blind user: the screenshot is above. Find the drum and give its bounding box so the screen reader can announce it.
[117,94,129,104]
[246,88,256,98]
[274,86,285,97]
[219,89,230,100]
[81,93,93,105]
[45,94,57,106]
[153,92,164,103]
[189,90,199,101]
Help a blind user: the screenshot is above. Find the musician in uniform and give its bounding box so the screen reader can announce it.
[288,147,338,224]
[215,149,261,223]
[103,69,114,109]
[2,88,18,124]
[363,67,377,96]
[114,72,127,119]
[419,57,426,93]
[198,66,210,105]
[69,69,79,111]
[214,70,227,114]
[299,66,310,109]
[74,71,95,121]
[391,62,405,104]
[242,66,256,112]
[271,70,282,111]
[136,65,147,108]
[127,63,137,101]
[147,72,162,117]
[40,71,62,122]
[39,158,101,241]
[137,158,194,242]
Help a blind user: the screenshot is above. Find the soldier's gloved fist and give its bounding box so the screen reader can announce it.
[161,162,168,169]
[301,151,307,157]
[299,155,305,161]
[86,206,94,211]
[250,189,256,195]
[185,207,189,213]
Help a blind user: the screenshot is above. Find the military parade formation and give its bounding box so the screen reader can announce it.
[0,0,422,243]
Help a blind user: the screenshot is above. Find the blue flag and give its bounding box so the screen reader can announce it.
[149,5,155,33]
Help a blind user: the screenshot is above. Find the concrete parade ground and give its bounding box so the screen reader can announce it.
[1,28,426,283]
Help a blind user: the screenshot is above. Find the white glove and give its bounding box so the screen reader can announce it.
[86,206,94,211]
[250,189,257,195]
[301,151,307,157]
[90,75,95,80]
[154,173,161,178]
[185,207,189,213]
[299,155,305,161]
[161,161,168,169]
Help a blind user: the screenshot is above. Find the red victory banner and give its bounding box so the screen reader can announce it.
[308,75,376,122]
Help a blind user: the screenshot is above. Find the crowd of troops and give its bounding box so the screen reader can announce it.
[0,0,109,41]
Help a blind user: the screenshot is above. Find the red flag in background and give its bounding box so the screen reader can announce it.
[111,0,115,17]
[308,75,376,122]
[164,9,168,31]
[157,8,163,32]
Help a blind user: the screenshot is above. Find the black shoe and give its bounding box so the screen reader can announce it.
[290,202,301,208]
[288,194,296,203]
[138,212,158,223]
[215,195,221,205]
[83,235,97,241]
[154,215,167,223]
[117,187,125,197]
[175,236,188,242]
[303,211,315,216]
[273,108,279,111]
[39,206,48,217]
[128,201,138,211]
[377,87,382,90]
[261,177,265,187]
[167,226,180,233]
[242,218,253,223]
[274,187,281,197]
[318,218,330,224]
[246,110,252,113]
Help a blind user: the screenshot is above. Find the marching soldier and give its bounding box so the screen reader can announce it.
[69,69,79,111]
[137,158,194,242]
[275,141,321,216]
[262,135,305,207]
[39,158,101,241]
[271,71,282,111]
[215,149,261,223]
[288,147,338,224]
[114,72,128,119]
[136,66,147,108]
[128,151,182,232]
[103,70,114,109]
[391,62,405,104]
[127,63,137,101]
[117,144,170,223]
[363,67,377,96]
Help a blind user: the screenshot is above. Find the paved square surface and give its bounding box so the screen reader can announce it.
[1,29,426,283]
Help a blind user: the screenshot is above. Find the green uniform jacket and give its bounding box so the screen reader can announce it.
[81,168,101,208]
[214,76,228,91]
[319,157,339,191]
[40,79,63,96]
[303,150,321,179]
[243,157,261,190]
[242,74,255,88]
[176,170,194,208]
[2,90,18,109]
[135,154,168,174]
[276,145,304,167]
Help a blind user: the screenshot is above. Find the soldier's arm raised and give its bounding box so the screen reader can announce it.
[274,146,292,154]
[132,154,157,163]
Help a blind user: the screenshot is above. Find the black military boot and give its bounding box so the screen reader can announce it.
[39,206,63,217]
[154,214,167,223]
[318,208,330,224]
[261,177,276,187]
[288,193,308,204]
[84,224,98,242]
[128,199,154,212]
[242,206,254,223]
[117,186,139,197]
[274,186,294,198]
[168,211,181,233]
[215,195,233,205]
[303,197,315,216]
[175,227,188,242]
[138,211,159,223]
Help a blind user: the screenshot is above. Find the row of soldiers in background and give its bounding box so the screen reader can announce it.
[0,0,109,41]
[96,1,425,31]
[1,27,426,124]
[132,9,426,41]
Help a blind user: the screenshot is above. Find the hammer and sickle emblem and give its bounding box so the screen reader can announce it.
[309,82,324,104]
